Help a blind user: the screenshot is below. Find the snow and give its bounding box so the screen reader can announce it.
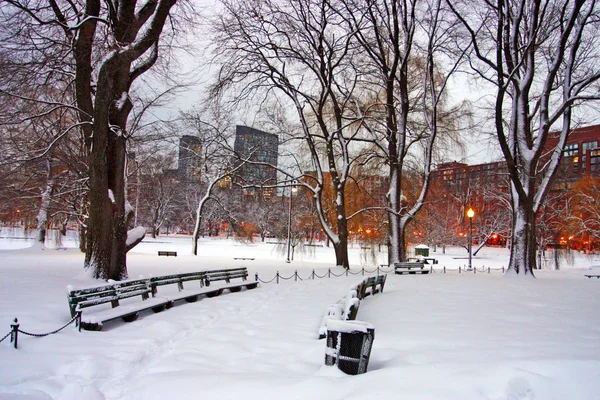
[326,319,373,334]
[126,227,147,246]
[1,229,600,399]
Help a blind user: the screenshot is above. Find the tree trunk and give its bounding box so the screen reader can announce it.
[35,174,54,247]
[333,239,349,269]
[108,134,128,280]
[79,224,87,253]
[507,195,537,277]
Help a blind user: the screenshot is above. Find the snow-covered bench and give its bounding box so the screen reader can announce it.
[158,251,177,257]
[357,275,386,298]
[67,278,172,331]
[584,274,600,279]
[394,261,429,274]
[67,268,258,331]
[318,275,387,339]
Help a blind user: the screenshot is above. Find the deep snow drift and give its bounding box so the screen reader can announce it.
[1,231,599,399]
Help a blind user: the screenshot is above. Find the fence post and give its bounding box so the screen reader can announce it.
[277,271,280,284]
[77,311,82,332]
[10,318,19,349]
[443,266,446,274]
[502,266,505,273]
[312,269,315,280]
[295,270,298,282]
[377,266,380,276]
[346,268,349,277]
[255,273,259,282]
[459,266,461,274]
[328,268,331,278]
[488,267,490,274]
[362,267,365,276]
[474,267,476,274]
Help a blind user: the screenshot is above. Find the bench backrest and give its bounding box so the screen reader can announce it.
[68,268,249,317]
[205,268,248,285]
[67,279,151,317]
[149,271,206,294]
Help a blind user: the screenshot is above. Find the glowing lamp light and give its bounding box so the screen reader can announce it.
[467,208,475,218]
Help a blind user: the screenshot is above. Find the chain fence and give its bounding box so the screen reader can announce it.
[254,264,507,284]
[2,314,80,350]
[255,266,396,284]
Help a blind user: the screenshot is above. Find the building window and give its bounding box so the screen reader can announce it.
[583,141,598,153]
[563,143,578,157]
[591,150,600,172]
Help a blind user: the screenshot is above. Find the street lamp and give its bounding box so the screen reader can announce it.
[467,208,474,270]
[286,185,297,263]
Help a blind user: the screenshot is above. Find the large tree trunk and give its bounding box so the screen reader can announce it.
[108,134,129,280]
[507,183,537,276]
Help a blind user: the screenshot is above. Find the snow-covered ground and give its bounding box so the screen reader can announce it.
[1,229,600,400]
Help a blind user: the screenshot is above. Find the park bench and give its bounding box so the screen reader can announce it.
[584,274,600,279]
[158,251,177,257]
[394,261,429,275]
[233,257,255,260]
[318,275,387,339]
[67,279,172,331]
[67,267,258,331]
[357,275,387,298]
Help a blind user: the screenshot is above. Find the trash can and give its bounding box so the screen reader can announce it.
[325,320,374,375]
[415,244,429,257]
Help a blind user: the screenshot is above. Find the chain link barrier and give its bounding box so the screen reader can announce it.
[17,314,79,338]
[3,314,80,349]
[0,330,11,343]
[255,264,506,284]
[256,266,396,285]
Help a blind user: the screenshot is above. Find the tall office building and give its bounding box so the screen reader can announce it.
[233,125,279,199]
[178,135,202,182]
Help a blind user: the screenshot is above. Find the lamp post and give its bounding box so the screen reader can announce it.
[467,208,474,270]
[286,185,296,263]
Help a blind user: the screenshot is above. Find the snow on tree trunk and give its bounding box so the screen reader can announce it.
[126,226,146,252]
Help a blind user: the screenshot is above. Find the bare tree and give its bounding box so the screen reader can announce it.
[213,0,368,268]
[449,0,600,276]
[339,0,469,264]
[1,0,183,279]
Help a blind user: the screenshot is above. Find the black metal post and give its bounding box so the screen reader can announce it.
[10,318,19,349]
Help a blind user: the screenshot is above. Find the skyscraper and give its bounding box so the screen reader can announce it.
[233,125,279,199]
[178,135,202,182]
